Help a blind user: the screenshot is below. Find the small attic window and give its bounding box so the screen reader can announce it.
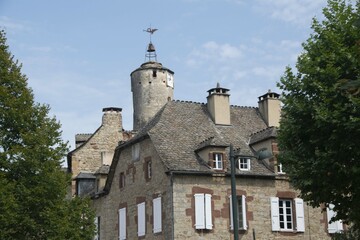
[132,143,140,161]
[238,158,250,171]
[212,152,223,170]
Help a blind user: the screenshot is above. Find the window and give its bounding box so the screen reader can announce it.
[270,197,304,232]
[194,193,212,230]
[132,143,140,161]
[277,163,285,174]
[118,208,126,240]
[238,158,250,171]
[212,153,223,170]
[145,159,152,181]
[119,172,125,189]
[229,195,247,230]
[327,204,343,234]
[137,202,146,236]
[94,216,100,240]
[153,197,162,233]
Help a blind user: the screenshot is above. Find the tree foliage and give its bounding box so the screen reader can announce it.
[277,0,360,230]
[0,29,95,239]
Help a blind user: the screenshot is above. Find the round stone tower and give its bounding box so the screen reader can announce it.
[131,31,174,131]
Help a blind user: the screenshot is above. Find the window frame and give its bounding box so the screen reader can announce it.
[145,159,152,181]
[212,152,223,170]
[229,195,247,231]
[278,199,293,231]
[238,158,250,171]
[119,172,125,189]
[270,197,305,232]
[132,143,140,162]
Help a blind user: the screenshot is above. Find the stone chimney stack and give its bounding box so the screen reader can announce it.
[258,90,281,127]
[207,83,231,125]
[102,107,122,128]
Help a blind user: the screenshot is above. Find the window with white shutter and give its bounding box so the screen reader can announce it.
[270,197,305,232]
[137,202,146,236]
[119,208,126,240]
[194,193,212,230]
[229,195,247,230]
[153,197,162,233]
[327,204,343,234]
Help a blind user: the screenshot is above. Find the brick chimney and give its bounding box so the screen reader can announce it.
[258,90,281,127]
[207,83,231,125]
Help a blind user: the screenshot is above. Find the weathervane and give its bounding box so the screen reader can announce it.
[143,26,158,62]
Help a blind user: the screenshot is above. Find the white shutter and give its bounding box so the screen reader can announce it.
[194,194,205,229]
[294,198,305,232]
[242,195,247,230]
[270,197,280,231]
[119,208,126,240]
[229,196,234,230]
[327,204,343,233]
[137,202,146,236]
[94,217,98,240]
[153,197,162,233]
[205,194,213,229]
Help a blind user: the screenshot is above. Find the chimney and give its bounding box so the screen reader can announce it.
[102,107,122,128]
[258,90,281,127]
[207,83,231,125]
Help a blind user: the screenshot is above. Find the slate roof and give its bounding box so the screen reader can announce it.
[116,100,274,175]
[249,127,278,145]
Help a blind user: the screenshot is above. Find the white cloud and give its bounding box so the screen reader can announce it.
[187,41,243,68]
[0,16,31,33]
[253,0,325,26]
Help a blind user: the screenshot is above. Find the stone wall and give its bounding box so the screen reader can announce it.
[69,108,124,195]
[92,137,173,239]
[171,174,331,240]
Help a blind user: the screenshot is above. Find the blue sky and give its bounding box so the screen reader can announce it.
[1,0,328,153]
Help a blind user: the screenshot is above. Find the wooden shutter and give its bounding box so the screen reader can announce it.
[270,197,280,231]
[294,198,305,232]
[327,204,344,233]
[241,195,247,230]
[229,196,234,230]
[94,217,98,240]
[153,197,162,233]
[205,194,213,229]
[119,208,126,240]
[137,202,146,236]
[194,194,205,229]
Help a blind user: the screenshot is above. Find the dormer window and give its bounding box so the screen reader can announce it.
[238,158,250,171]
[212,152,223,170]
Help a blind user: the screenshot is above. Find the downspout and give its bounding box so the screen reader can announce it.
[170,171,174,240]
[230,144,239,240]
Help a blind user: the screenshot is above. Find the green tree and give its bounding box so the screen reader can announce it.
[277,0,360,230]
[0,30,95,239]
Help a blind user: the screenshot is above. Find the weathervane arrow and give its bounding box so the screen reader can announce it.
[144,27,158,34]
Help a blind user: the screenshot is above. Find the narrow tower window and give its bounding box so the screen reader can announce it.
[152,70,157,77]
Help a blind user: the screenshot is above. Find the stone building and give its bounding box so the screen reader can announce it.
[68,40,343,239]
